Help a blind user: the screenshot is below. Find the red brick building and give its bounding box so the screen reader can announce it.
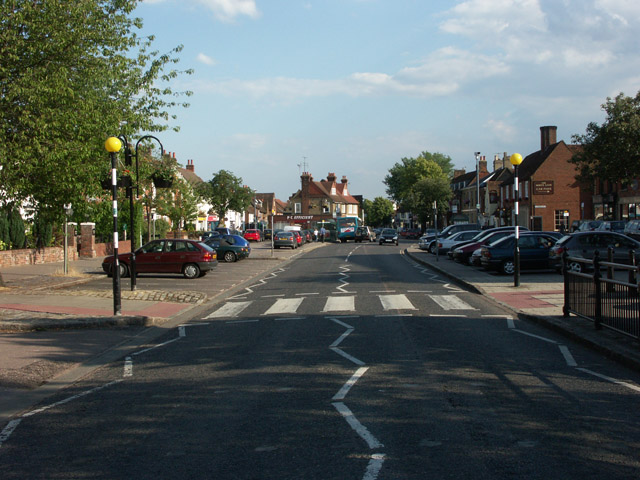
[500,126,592,231]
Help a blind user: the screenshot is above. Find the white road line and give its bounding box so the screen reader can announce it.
[330,328,354,348]
[507,318,516,329]
[205,301,252,319]
[324,296,355,312]
[363,453,386,480]
[333,366,369,400]
[374,314,414,318]
[226,319,260,324]
[179,322,209,327]
[178,326,186,337]
[262,294,285,298]
[331,318,354,329]
[429,294,475,310]
[0,419,22,449]
[428,314,467,318]
[576,368,640,393]
[23,379,124,418]
[482,314,513,319]
[332,402,384,449]
[407,290,432,293]
[511,328,558,344]
[370,290,395,293]
[330,347,365,366]
[132,336,181,356]
[123,357,133,377]
[379,294,416,311]
[559,345,578,366]
[274,317,305,321]
[296,292,319,296]
[262,298,304,315]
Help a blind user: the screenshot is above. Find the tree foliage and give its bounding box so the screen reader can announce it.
[0,0,192,226]
[199,170,254,226]
[384,152,452,217]
[365,197,395,227]
[571,91,640,182]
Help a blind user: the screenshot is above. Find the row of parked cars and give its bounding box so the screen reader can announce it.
[418,221,640,275]
[102,230,254,280]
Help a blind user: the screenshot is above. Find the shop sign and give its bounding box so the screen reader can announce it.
[533,181,554,195]
[286,215,314,220]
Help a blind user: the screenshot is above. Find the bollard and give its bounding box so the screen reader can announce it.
[562,250,570,317]
[593,250,602,330]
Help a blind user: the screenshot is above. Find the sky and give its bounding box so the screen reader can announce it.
[135,0,640,201]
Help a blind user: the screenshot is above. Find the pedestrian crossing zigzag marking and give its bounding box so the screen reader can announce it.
[336,265,352,293]
[228,268,286,299]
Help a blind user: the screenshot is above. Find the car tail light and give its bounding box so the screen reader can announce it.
[203,252,213,261]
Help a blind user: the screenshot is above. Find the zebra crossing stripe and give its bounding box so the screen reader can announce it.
[205,301,252,319]
[428,295,474,310]
[379,294,416,311]
[263,297,304,315]
[324,296,355,312]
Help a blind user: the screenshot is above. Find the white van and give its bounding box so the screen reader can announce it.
[283,225,301,232]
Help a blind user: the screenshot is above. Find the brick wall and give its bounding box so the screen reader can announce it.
[0,246,78,268]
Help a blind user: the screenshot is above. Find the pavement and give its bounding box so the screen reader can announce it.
[1,241,639,425]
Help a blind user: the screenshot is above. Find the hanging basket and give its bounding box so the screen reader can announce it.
[152,174,173,188]
[101,176,132,190]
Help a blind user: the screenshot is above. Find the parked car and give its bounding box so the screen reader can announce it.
[273,231,297,249]
[293,230,304,246]
[549,231,640,272]
[378,228,398,245]
[434,230,481,254]
[451,227,529,264]
[481,232,561,274]
[576,220,603,232]
[243,229,263,242]
[401,228,422,239]
[355,226,375,242]
[418,229,440,250]
[204,234,251,262]
[200,231,220,241]
[263,229,273,240]
[102,239,217,279]
[624,220,640,241]
[595,220,627,234]
[215,227,237,235]
[301,229,313,243]
[426,223,478,252]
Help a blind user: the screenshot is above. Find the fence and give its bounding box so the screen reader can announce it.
[563,249,640,340]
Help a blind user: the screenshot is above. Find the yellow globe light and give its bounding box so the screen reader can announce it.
[510,153,523,166]
[105,136,122,153]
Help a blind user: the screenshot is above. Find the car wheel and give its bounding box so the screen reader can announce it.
[501,260,515,275]
[395,241,398,246]
[224,251,237,263]
[429,243,436,254]
[275,245,280,249]
[566,261,583,273]
[110,263,128,278]
[183,263,200,279]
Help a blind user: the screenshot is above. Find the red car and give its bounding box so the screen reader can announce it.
[293,231,303,246]
[102,239,217,279]
[243,229,262,242]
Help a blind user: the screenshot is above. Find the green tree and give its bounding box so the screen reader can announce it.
[366,197,395,227]
[199,170,253,226]
[0,0,192,224]
[571,91,640,182]
[7,206,26,249]
[157,177,201,232]
[384,153,452,214]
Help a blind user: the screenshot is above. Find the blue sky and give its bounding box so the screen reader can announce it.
[136,0,640,201]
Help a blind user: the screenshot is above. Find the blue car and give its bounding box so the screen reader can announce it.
[480,232,562,274]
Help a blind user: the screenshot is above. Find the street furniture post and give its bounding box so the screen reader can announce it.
[105,136,122,315]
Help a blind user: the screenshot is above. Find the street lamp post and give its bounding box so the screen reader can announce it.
[105,136,122,315]
[119,135,164,291]
[510,153,523,287]
[475,152,481,227]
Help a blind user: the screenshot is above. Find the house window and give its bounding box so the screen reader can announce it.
[555,210,569,232]
[524,181,529,198]
[323,205,329,213]
[295,203,301,213]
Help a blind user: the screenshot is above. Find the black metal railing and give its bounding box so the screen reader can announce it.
[563,249,640,340]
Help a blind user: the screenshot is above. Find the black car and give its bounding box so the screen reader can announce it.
[378,228,398,245]
[549,231,640,272]
[481,232,561,274]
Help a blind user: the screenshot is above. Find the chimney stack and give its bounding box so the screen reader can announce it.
[540,125,557,151]
[479,155,488,174]
[186,159,195,172]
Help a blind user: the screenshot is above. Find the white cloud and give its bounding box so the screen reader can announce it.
[196,53,217,66]
[196,0,260,22]
[195,47,509,101]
